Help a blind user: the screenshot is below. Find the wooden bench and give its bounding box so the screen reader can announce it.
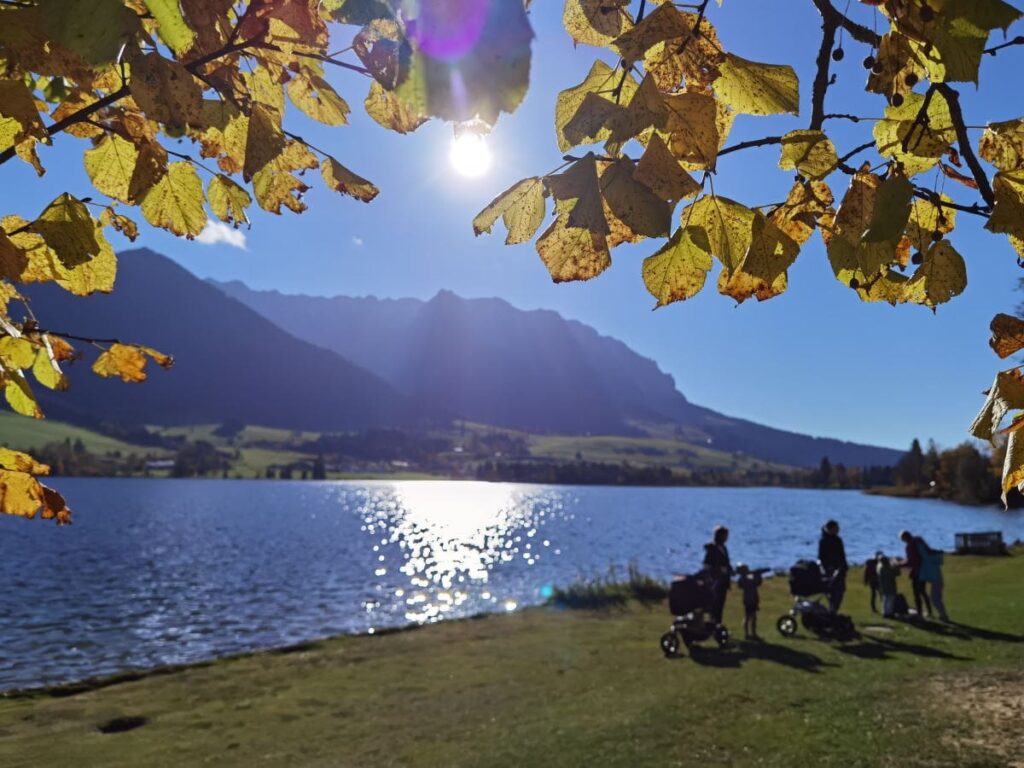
[954,531,1007,555]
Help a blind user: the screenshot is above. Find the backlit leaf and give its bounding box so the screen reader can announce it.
[971,368,1024,442]
[599,158,671,239]
[0,337,36,369]
[986,170,1024,241]
[634,133,701,202]
[535,217,610,283]
[473,177,546,245]
[713,54,799,116]
[642,226,712,307]
[84,134,139,204]
[143,0,196,55]
[208,175,252,226]
[92,343,172,383]
[288,73,351,126]
[555,60,631,153]
[980,118,1024,173]
[778,130,838,181]
[683,195,756,272]
[862,175,913,243]
[720,213,801,303]
[364,80,428,134]
[0,448,49,475]
[563,0,632,48]
[128,52,204,128]
[662,92,720,169]
[141,162,207,238]
[873,90,955,176]
[612,3,692,65]
[4,372,41,418]
[321,158,379,203]
[28,193,101,268]
[902,240,967,308]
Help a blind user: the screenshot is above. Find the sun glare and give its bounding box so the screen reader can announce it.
[449,132,492,178]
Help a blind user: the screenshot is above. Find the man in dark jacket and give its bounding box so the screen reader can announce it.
[818,520,848,613]
[900,529,933,618]
[703,525,732,623]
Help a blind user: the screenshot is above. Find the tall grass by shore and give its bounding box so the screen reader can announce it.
[548,564,668,609]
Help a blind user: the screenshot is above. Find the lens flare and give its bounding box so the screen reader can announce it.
[449,131,492,178]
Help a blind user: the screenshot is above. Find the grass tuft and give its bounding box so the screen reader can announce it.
[549,563,668,609]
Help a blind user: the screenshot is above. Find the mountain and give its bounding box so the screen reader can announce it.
[212,280,903,468]
[23,249,411,432]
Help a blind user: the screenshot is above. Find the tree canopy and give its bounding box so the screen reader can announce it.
[3,0,1024,520]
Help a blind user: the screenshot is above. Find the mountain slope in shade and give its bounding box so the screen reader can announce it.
[212,281,903,468]
[24,249,411,431]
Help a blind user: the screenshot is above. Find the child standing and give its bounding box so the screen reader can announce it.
[736,563,762,640]
[877,554,899,618]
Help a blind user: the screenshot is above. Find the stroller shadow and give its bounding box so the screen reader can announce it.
[836,634,971,662]
[906,619,1024,643]
[687,640,834,673]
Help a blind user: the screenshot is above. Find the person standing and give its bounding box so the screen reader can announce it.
[876,554,899,618]
[736,563,762,640]
[900,530,932,618]
[818,520,848,614]
[863,554,880,613]
[702,525,732,624]
[909,532,949,621]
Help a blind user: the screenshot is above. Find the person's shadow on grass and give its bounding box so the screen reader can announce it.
[684,640,834,673]
[906,618,1024,643]
[836,635,971,662]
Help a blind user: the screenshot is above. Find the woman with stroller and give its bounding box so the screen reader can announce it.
[702,525,732,623]
[818,520,848,614]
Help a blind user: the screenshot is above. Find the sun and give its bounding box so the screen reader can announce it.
[449,132,492,178]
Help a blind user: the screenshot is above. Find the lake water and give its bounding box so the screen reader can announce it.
[1,479,1021,690]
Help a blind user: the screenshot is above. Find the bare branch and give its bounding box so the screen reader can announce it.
[809,0,881,47]
[718,135,784,158]
[809,11,839,130]
[935,83,995,208]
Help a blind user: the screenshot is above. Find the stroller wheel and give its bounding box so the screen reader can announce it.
[714,625,730,648]
[777,615,797,636]
[660,631,680,658]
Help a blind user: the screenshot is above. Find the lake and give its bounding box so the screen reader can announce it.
[1,479,1021,690]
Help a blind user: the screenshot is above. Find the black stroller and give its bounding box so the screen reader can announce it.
[660,572,730,657]
[776,560,856,640]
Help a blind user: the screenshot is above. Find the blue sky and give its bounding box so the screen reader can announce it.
[2,0,1021,451]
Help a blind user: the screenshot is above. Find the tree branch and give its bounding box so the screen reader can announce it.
[935,83,995,208]
[835,140,875,173]
[809,11,839,130]
[718,135,784,158]
[911,186,991,218]
[809,0,881,47]
[984,35,1024,56]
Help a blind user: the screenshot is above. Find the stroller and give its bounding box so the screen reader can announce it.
[776,560,856,640]
[660,572,730,658]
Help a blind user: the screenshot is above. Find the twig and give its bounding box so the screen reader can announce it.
[911,186,991,218]
[809,0,880,47]
[718,135,784,158]
[810,12,839,129]
[984,35,1024,56]
[934,83,995,208]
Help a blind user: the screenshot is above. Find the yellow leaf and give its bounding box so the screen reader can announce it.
[1001,430,1024,506]
[252,142,318,215]
[0,469,45,518]
[100,207,140,241]
[986,170,1024,241]
[720,213,800,304]
[4,214,117,296]
[599,157,671,239]
[28,193,101,268]
[634,133,701,202]
[320,158,379,203]
[473,177,546,245]
[613,3,692,64]
[0,447,50,475]
[536,217,611,283]
[92,343,173,383]
[662,92,720,169]
[127,140,170,205]
[769,180,833,247]
[4,372,42,418]
[904,196,956,255]
[288,73,350,126]
[192,101,249,175]
[778,130,838,181]
[141,162,207,237]
[0,336,36,369]
[980,118,1024,173]
[563,0,632,48]
[84,134,139,204]
[545,154,609,235]
[555,61,633,153]
[643,11,723,93]
[989,313,1024,359]
[873,90,954,176]
[142,0,196,55]
[822,168,900,288]
[683,195,756,272]
[0,79,46,155]
[243,103,288,182]
[713,54,799,116]
[364,81,428,135]
[207,175,252,226]
[128,52,204,127]
[32,346,68,391]
[642,226,712,307]
[971,369,1024,443]
[902,240,967,308]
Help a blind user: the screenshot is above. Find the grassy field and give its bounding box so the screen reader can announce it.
[0,413,151,456]
[0,554,1020,767]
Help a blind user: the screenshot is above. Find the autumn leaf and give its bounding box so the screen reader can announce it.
[536,216,611,283]
[364,80,428,134]
[288,72,351,126]
[28,193,102,268]
[971,368,1024,443]
[778,130,838,181]
[84,134,140,204]
[989,313,1024,359]
[634,133,701,202]
[986,170,1024,241]
[600,157,671,239]
[563,0,632,48]
[980,118,1024,173]
[862,175,913,244]
[143,0,196,55]
[642,226,713,307]
[92,343,173,383]
[713,54,799,116]
[683,195,757,272]
[321,157,379,203]
[902,240,967,308]
[0,447,50,475]
[207,174,252,226]
[141,162,207,238]
[473,177,547,245]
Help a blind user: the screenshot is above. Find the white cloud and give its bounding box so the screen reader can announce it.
[352,236,364,247]
[196,220,247,249]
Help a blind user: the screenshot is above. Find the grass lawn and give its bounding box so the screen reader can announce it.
[0,413,153,456]
[0,556,1021,767]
